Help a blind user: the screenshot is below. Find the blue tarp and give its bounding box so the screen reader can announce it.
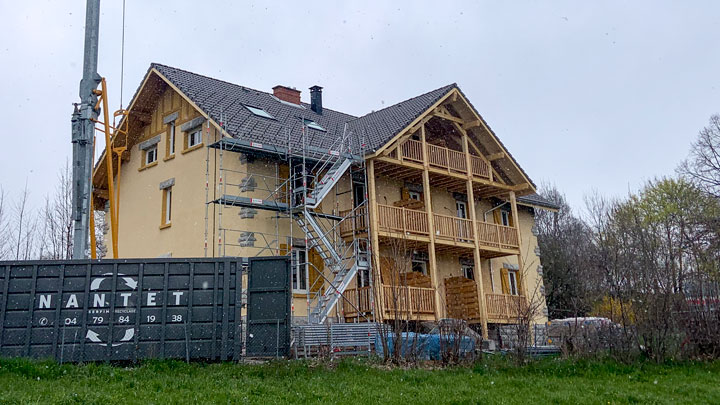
[375,332,476,360]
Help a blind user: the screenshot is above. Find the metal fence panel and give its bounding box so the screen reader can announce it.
[246,257,291,357]
[0,258,241,362]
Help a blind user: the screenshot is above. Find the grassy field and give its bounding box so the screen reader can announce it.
[0,356,718,404]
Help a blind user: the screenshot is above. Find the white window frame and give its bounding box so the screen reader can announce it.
[501,210,510,227]
[168,124,176,155]
[462,264,474,281]
[456,200,468,219]
[245,105,275,119]
[411,259,427,275]
[408,191,421,201]
[145,145,158,165]
[164,188,172,224]
[303,119,326,131]
[187,129,202,148]
[291,249,307,293]
[508,270,519,295]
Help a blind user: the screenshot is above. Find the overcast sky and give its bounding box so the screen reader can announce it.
[1,1,718,211]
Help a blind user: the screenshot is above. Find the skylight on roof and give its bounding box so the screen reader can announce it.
[245,105,275,119]
[303,119,325,131]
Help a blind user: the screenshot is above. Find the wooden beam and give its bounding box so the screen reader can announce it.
[367,160,384,323]
[462,120,481,130]
[432,110,464,124]
[487,152,505,161]
[421,123,442,321]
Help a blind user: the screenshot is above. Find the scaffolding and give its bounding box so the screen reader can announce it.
[205,119,374,325]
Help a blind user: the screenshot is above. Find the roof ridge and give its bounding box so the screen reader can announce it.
[349,83,457,123]
[150,62,358,120]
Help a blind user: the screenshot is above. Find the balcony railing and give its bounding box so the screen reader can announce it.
[476,222,519,250]
[339,206,368,237]
[376,204,429,236]
[485,293,526,320]
[397,139,491,180]
[433,213,474,243]
[343,284,436,319]
[345,203,519,251]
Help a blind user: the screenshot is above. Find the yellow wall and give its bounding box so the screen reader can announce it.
[107,84,547,325]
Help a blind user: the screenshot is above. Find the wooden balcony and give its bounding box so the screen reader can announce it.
[398,139,491,180]
[345,203,519,256]
[343,284,436,321]
[485,293,526,322]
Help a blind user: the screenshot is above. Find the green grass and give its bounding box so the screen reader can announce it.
[0,356,718,404]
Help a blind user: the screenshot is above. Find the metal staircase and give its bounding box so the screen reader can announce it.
[296,204,369,323]
[289,123,371,324]
[305,157,352,209]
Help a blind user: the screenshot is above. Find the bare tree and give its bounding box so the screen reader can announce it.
[12,181,38,260]
[39,161,74,259]
[679,114,720,197]
[536,183,599,319]
[0,186,9,259]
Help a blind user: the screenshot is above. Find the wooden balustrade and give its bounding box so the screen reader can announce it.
[433,213,474,243]
[400,139,424,162]
[343,285,435,318]
[342,286,373,315]
[485,293,525,320]
[339,206,368,237]
[376,204,428,235]
[447,149,467,172]
[382,285,435,315]
[470,155,490,179]
[397,140,491,180]
[476,222,519,250]
[372,203,519,252]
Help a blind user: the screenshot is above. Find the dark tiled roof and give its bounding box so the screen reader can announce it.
[152,63,359,153]
[150,64,550,206]
[347,84,457,152]
[517,193,560,210]
[153,63,456,155]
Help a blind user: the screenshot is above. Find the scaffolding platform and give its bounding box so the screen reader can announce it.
[212,194,343,221]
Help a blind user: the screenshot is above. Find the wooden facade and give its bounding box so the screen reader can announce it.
[339,88,542,337]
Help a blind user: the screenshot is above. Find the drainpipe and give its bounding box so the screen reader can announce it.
[483,202,509,293]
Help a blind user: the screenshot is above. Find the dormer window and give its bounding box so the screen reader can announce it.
[303,119,325,131]
[245,105,275,119]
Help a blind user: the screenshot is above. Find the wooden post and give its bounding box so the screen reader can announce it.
[463,132,489,338]
[421,125,442,320]
[367,160,384,322]
[509,191,527,298]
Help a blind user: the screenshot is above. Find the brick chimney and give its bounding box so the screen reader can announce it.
[272,85,301,105]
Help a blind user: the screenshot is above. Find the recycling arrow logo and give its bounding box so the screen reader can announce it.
[86,328,135,347]
[86,272,137,346]
[90,273,138,290]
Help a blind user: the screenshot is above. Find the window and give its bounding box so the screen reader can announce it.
[409,191,421,201]
[501,211,510,227]
[187,129,202,148]
[161,187,172,228]
[462,265,474,281]
[357,268,370,288]
[145,145,158,166]
[291,249,307,292]
[456,201,467,219]
[411,259,427,275]
[508,270,519,295]
[303,119,325,131]
[167,124,176,156]
[245,105,275,119]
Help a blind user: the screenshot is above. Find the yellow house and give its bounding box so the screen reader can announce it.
[92,64,558,340]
